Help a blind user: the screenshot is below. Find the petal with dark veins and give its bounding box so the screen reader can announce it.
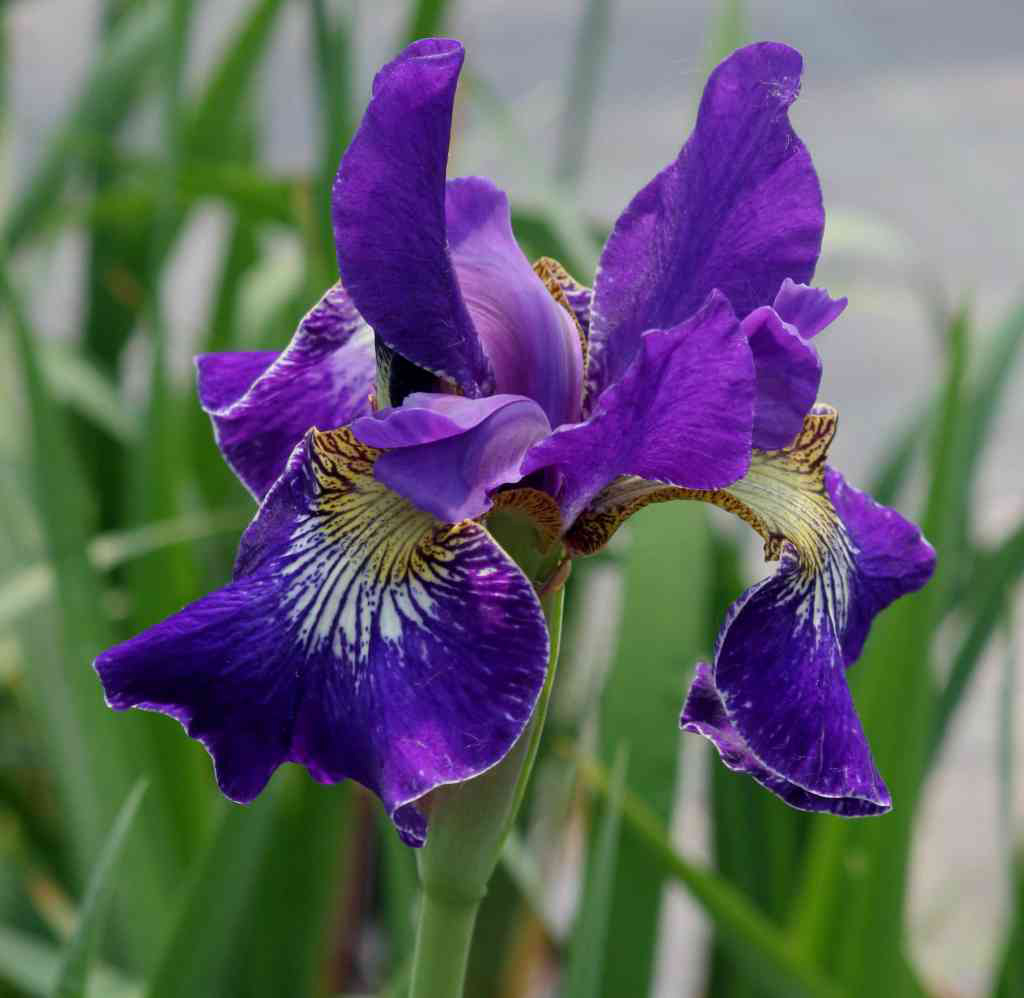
[196,283,374,500]
[95,428,549,846]
[331,39,493,396]
[588,42,824,400]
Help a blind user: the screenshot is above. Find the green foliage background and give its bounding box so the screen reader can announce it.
[1,2,1021,996]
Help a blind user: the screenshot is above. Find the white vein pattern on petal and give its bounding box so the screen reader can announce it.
[269,430,538,714]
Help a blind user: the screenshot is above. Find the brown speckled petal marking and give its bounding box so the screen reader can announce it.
[566,405,839,558]
[532,256,592,377]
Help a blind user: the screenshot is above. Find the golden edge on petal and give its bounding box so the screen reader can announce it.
[565,406,840,564]
[532,256,590,377]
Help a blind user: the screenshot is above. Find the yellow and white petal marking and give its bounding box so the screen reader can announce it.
[567,406,853,590]
[280,428,482,667]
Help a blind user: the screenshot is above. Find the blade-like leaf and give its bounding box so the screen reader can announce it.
[0,508,250,633]
[555,0,612,185]
[572,750,843,998]
[992,852,1024,998]
[51,781,147,998]
[703,0,749,74]
[39,342,140,444]
[3,4,165,249]
[185,0,288,161]
[594,503,709,998]
[401,0,455,45]
[563,745,628,998]
[145,775,348,998]
[309,0,354,292]
[929,519,1024,764]
[819,311,965,998]
[0,926,139,998]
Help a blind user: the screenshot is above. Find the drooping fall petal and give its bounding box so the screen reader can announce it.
[95,428,549,846]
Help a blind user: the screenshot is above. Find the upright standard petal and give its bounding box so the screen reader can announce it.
[588,42,824,399]
[197,284,375,500]
[95,428,549,846]
[523,291,754,524]
[772,278,847,340]
[446,178,584,427]
[352,392,551,522]
[332,38,493,397]
[569,408,934,813]
[741,305,822,450]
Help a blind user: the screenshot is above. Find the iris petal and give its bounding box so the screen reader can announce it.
[742,305,822,450]
[772,278,848,340]
[523,290,754,524]
[353,393,551,522]
[567,408,933,812]
[681,662,888,815]
[196,284,374,500]
[95,427,549,845]
[587,42,824,400]
[446,178,584,427]
[331,38,493,397]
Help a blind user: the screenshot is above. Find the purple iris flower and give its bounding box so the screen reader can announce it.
[95,38,934,845]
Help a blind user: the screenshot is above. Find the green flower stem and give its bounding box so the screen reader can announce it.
[409,583,565,998]
[409,889,482,998]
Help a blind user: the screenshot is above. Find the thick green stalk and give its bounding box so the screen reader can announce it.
[409,889,482,998]
[409,582,564,998]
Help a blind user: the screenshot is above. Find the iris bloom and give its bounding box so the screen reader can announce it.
[95,38,934,845]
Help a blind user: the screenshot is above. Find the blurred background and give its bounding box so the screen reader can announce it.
[1,1,1022,996]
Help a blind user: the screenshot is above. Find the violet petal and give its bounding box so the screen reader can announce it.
[196,284,374,500]
[524,290,754,524]
[772,278,848,340]
[95,427,549,846]
[447,177,584,427]
[331,38,493,396]
[681,662,888,815]
[354,393,551,522]
[742,305,822,450]
[588,42,824,399]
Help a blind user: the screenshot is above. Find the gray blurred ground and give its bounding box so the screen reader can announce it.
[8,1,1024,995]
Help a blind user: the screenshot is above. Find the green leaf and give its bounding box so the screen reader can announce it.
[928,518,1024,765]
[50,781,147,998]
[955,300,1024,519]
[3,262,180,968]
[379,809,420,977]
[185,0,289,161]
[594,503,710,998]
[572,751,843,998]
[85,159,301,230]
[563,746,628,998]
[869,403,924,507]
[401,0,455,45]
[0,926,139,998]
[555,0,612,185]
[992,851,1024,998]
[0,508,249,633]
[3,3,165,250]
[2,264,118,861]
[703,0,749,73]
[309,0,354,292]
[39,342,140,444]
[145,775,348,998]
